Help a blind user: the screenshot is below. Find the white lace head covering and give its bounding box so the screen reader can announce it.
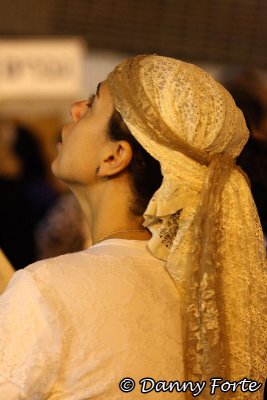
[106,55,267,398]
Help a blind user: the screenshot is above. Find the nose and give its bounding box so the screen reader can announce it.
[70,100,88,121]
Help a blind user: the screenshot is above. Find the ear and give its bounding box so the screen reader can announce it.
[98,140,133,177]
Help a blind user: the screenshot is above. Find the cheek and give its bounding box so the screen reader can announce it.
[53,116,109,183]
[65,138,100,182]
[52,150,96,185]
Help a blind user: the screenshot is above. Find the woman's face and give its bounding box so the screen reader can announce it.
[52,82,114,185]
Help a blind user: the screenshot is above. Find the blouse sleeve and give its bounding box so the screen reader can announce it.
[0,268,61,399]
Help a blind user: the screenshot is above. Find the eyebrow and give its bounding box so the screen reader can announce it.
[96,82,101,98]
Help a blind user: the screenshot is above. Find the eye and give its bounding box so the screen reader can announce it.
[87,94,96,108]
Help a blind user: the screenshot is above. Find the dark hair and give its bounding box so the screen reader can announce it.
[223,83,264,131]
[108,110,163,216]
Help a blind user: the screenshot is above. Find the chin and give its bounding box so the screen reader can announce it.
[51,158,60,178]
[51,158,67,182]
[51,165,80,187]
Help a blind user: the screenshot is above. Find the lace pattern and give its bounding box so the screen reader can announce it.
[106,55,267,399]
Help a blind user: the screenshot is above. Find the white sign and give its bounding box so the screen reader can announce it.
[0,38,87,100]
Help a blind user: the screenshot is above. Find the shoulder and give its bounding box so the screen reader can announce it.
[25,240,163,281]
[22,250,112,298]
[20,248,137,299]
[25,248,139,281]
[3,242,166,310]
[26,250,93,275]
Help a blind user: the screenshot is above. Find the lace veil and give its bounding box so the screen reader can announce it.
[106,55,267,399]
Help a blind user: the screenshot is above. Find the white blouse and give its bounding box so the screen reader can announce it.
[0,239,184,399]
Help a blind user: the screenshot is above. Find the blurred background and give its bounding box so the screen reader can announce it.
[0,0,267,271]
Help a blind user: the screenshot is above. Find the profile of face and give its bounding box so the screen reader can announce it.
[51,82,116,186]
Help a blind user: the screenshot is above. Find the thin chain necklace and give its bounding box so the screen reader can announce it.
[95,228,148,245]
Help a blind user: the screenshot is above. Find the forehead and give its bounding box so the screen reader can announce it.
[96,81,115,118]
[98,80,113,101]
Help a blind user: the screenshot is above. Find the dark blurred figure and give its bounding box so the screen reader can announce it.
[221,68,267,242]
[35,192,90,260]
[0,120,58,269]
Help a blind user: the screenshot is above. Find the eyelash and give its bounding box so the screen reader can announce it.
[87,94,96,108]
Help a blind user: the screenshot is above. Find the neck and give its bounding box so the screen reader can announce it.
[94,228,150,245]
[68,177,150,245]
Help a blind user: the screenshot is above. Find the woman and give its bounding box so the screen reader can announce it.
[0,55,266,399]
